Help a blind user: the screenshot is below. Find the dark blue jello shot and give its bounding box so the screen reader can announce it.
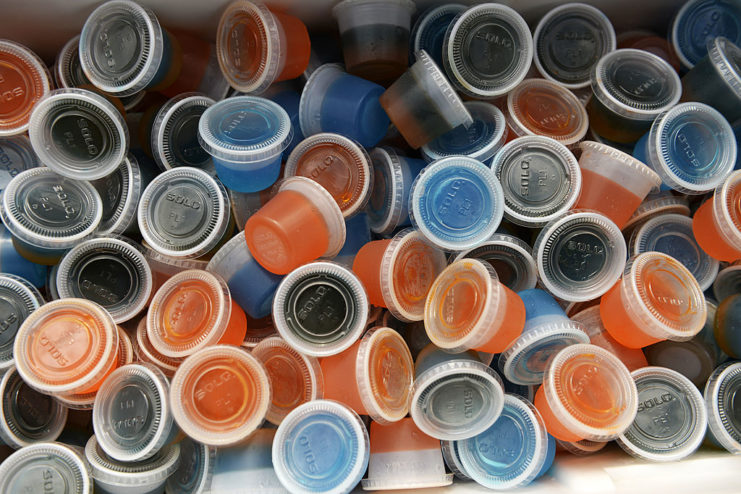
[299,63,390,148]
[0,136,38,195]
[671,0,741,69]
[199,96,293,193]
[410,156,504,251]
[263,85,304,154]
[0,225,46,288]
[410,3,466,67]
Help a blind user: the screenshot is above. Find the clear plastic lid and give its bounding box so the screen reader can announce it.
[285,133,373,217]
[138,167,230,258]
[492,136,582,227]
[0,40,52,136]
[170,345,270,446]
[142,241,209,281]
[454,233,538,292]
[14,298,119,395]
[704,361,741,453]
[706,37,741,99]
[410,156,504,251]
[0,442,92,494]
[0,273,44,368]
[623,191,690,233]
[28,88,129,181]
[617,366,706,462]
[441,440,471,480]
[332,0,416,27]
[672,2,741,69]
[79,0,165,96]
[534,210,626,302]
[93,363,174,462]
[591,49,681,121]
[152,93,216,171]
[411,4,467,62]
[711,170,741,251]
[0,135,40,192]
[198,96,293,163]
[57,236,153,324]
[147,269,231,358]
[367,147,406,235]
[0,167,103,252]
[165,437,215,494]
[644,102,736,194]
[442,4,532,98]
[252,336,324,425]
[273,261,368,357]
[543,343,638,441]
[134,317,183,378]
[93,154,143,236]
[532,3,616,89]
[713,261,741,302]
[54,35,92,88]
[298,63,345,138]
[631,213,719,291]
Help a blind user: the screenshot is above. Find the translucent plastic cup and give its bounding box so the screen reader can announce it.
[704,361,741,453]
[151,93,215,172]
[713,262,741,302]
[672,0,741,69]
[644,338,717,388]
[410,4,466,68]
[623,191,691,235]
[0,442,92,494]
[0,40,51,137]
[133,317,183,378]
[0,136,39,195]
[454,233,538,292]
[618,30,681,72]
[92,154,151,237]
[693,171,741,261]
[714,294,741,359]
[0,274,44,369]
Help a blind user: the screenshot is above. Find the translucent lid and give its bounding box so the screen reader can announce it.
[198,96,293,163]
[152,93,216,171]
[93,154,143,236]
[170,345,270,446]
[147,269,231,358]
[617,366,706,461]
[623,191,690,232]
[532,3,616,89]
[441,440,471,480]
[620,252,707,341]
[411,4,467,64]
[54,35,91,88]
[138,167,230,258]
[0,273,44,367]
[672,1,741,69]
[380,228,447,322]
[285,133,373,218]
[134,317,183,378]
[454,233,537,292]
[0,40,52,136]
[0,136,40,192]
[57,236,153,324]
[273,400,369,494]
[367,147,406,235]
[543,343,638,441]
[79,0,165,96]
[704,361,741,453]
[712,169,741,250]
[534,210,626,302]
[645,103,736,194]
[421,101,507,163]
[252,336,324,425]
[556,438,607,456]
[14,298,118,394]
[273,261,368,357]
[442,4,532,97]
[165,437,215,494]
[0,167,103,251]
[458,394,549,489]
[714,261,741,302]
[28,88,129,180]
[492,136,582,227]
[0,442,92,494]
[631,213,719,291]
[706,37,741,99]
[410,156,504,251]
[591,49,681,121]
[298,63,345,138]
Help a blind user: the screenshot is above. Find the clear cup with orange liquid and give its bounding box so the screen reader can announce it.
[133,317,182,378]
[693,170,741,262]
[0,40,51,137]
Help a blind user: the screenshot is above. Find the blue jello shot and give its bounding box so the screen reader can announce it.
[265,87,304,154]
[498,289,589,385]
[299,63,390,148]
[206,232,282,319]
[199,96,293,193]
[273,400,369,494]
[410,4,466,67]
[671,0,741,69]
[410,156,504,251]
[0,225,46,288]
[334,212,372,267]
[634,103,736,195]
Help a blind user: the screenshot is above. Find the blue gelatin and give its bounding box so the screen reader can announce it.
[335,213,372,266]
[0,225,46,288]
[213,155,283,193]
[538,435,556,478]
[147,28,174,90]
[267,89,304,154]
[673,0,741,68]
[411,4,466,67]
[415,347,481,378]
[519,289,566,320]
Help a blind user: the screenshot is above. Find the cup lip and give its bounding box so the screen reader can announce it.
[367,146,406,235]
[152,93,216,171]
[0,273,45,368]
[134,317,183,376]
[96,154,142,236]
[454,233,538,292]
[332,0,417,19]
[713,169,741,248]
[0,441,92,493]
[578,140,663,189]
[0,40,52,137]
[54,35,87,88]
[411,3,467,55]
[704,361,741,453]
[413,50,474,129]
[165,437,216,494]
[84,435,181,487]
[298,63,346,138]
[707,37,741,99]
[205,231,252,278]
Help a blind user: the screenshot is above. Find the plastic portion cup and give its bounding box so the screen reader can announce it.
[409,156,504,251]
[380,50,472,149]
[623,191,691,235]
[492,136,582,227]
[352,228,447,322]
[0,442,92,494]
[14,298,119,395]
[672,0,741,69]
[0,40,51,137]
[199,96,293,193]
[643,337,717,388]
[575,141,662,229]
[693,170,741,262]
[600,252,707,349]
[588,49,682,144]
[272,262,368,357]
[713,262,741,302]
[441,440,471,480]
[454,233,537,292]
[142,242,209,294]
[134,317,182,379]
[164,437,215,494]
[0,274,44,369]
[217,1,311,94]
[699,299,730,366]
[0,136,39,194]
[532,3,616,89]
[442,4,532,98]
[715,294,741,359]
[618,30,682,71]
[410,346,505,441]
[557,438,607,456]
[362,418,454,490]
[138,167,231,259]
[245,177,346,275]
[92,154,148,237]
[284,133,372,217]
[152,93,215,172]
[421,101,507,165]
[425,258,525,354]
[704,361,741,453]
[534,343,638,442]
[411,4,467,68]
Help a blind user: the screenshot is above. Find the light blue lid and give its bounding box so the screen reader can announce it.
[672,0,741,68]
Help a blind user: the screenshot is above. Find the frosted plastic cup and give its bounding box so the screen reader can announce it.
[454,233,537,292]
[693,170,741,262]
[672,1,741,70]
[0,40,51,136]
[0,274,44,369]
[713,261,741,302]
[0,442,92,494]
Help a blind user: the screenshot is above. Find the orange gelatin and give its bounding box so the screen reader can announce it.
[320,340,367,414]
[159,31,211,98]
[509,82,586,143]
[220,300,248,346]
[474,285,526,354]
[693,197,741,262]
[159,278,219,345]
[600,282,663,349]
[272,10,311,81]
[0,42,49,135]
[353,240,392,307]
[534,386,582,442]
[370,417,439,453]
[576,168,644,229]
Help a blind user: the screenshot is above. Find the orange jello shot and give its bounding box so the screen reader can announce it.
[353,228,447,322]
[245,176,346,275]
[424,259,525,354]
[134,317,183,378]
[0,40,51,136]
[320,327,414,424]
[14,299,119,396]
[693,170,741,262]
[575,141,661,229]
[600,252,707,349]
[147,269,247,358]
[170,345,270,446]
[534,344,638,442]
